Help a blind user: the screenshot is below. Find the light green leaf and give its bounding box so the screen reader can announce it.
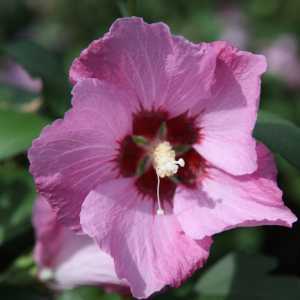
[0,109,48,160]
[0,253,36,285]
[196,253,300,300]
[2,40,70,117]
[57,287,122,300]
[254,111,300,170]
[0,84,40,111]
[3,41,61,82]
[0,285,50,300]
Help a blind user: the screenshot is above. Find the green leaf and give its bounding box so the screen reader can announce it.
[254,111,300,169]
[0,83,40,111]
[2,40,70,117]
[57,287,122,300]
[0,253,36,285]
[0,164,36,245]
[0,109,48,160]
[196,253,300,300]
[0,284,51,300]
[3,41,61,83]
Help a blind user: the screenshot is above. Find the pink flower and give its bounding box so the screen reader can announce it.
[0,57,42,93]
[29,18,296,298]
[218,6,249,49]
[0,57,43,111]
[33,196,127,291]
[262,34,300,88]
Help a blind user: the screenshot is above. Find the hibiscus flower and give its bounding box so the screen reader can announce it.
[29,17,296,298]
[33,196,127,292]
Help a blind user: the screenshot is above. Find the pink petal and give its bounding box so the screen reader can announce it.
[163,36,216,117]
[33,196,126,289]
[53,234,124,289]
[194,41,267,175]
[80,178,212,299]
[174,143,297,240]
[33,196,62,267]
[70,17,216,117]
[0,57,42,93]
[29,79,133,231]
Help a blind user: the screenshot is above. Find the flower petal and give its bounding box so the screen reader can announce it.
[194,41,267,175]
[0,57,42,93]
[70,17,216,117]
[53,234,124,289]
[33,196,62,267]
[33,196,125,289]
[80,178,212,299]
[174,143,297,240]
[29,79,133,231]
[163,36,216,117]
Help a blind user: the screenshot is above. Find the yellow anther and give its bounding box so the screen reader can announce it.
[152,141,185,215]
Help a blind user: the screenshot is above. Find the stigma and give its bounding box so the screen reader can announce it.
[152,141,185,215]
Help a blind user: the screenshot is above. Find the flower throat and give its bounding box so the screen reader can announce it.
[117,109,206,215]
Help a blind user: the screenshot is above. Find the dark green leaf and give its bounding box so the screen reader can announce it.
[0,109,48,159]
[0,284,51,300]
[0,83,40,111]
[254,111,300,169]
[2,40,70,117]
[196,253,300,300]
[3,41,61,83]
[0,164,36,245]
[0,253,36,284]
[57,287,122,300]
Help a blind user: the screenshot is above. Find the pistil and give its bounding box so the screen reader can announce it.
[152,141,185,215]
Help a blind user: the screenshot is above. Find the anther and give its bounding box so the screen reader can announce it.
[153,141,185,215]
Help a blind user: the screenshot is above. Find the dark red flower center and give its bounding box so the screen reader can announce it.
[116,109,206,204]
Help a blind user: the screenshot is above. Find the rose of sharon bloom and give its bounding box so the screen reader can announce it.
[218,6,249,49]
[29,17,297,298]
[33,196,127,291]
[262,34,300,88]
[0,57,42,93]
[0,57,43,112]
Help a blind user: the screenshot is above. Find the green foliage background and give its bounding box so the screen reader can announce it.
[0,0,300,299]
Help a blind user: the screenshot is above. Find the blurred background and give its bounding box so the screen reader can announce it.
[0,0,300,299]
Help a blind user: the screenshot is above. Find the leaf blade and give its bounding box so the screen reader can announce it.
[0,109,48,159]
[254,111,300,169]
